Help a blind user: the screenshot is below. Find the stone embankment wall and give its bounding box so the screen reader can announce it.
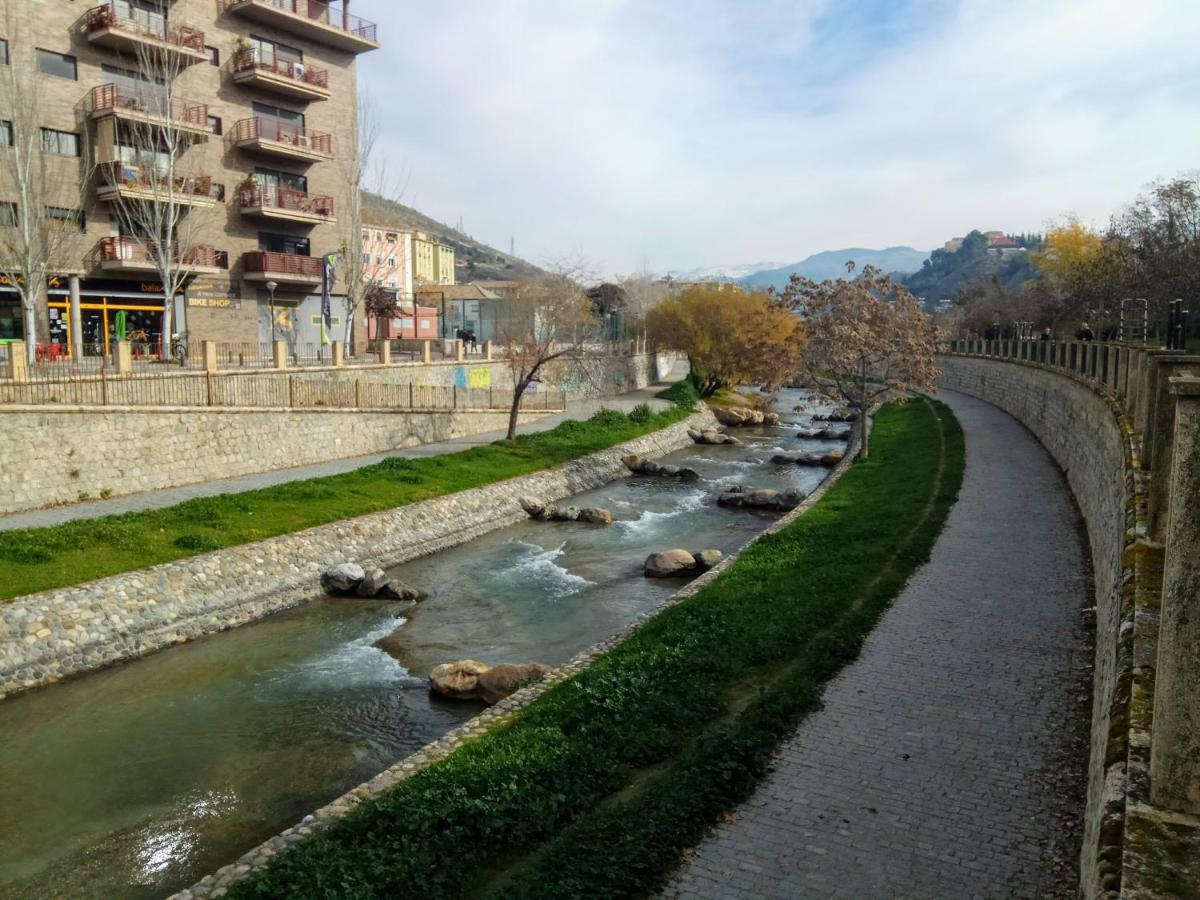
[0,351,679,516]
[935,356,1135,898]
[0,407,544,516]
[0,407,716,700]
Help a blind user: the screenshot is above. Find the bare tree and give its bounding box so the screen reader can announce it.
[494,267,597,441]
[0,6,88,364]
[86,0,216,360]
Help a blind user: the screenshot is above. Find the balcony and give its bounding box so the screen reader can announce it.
[242,250,324,286]
[88,84,212,138]
[99,237,229,275]
[231,48,331,102]
[85,4,208,65]
[96,161,219,208]
[225,0,379,54]
[237,185,336,225]
[232,117,333,163]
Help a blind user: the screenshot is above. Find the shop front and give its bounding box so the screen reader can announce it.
[47,278,186,358]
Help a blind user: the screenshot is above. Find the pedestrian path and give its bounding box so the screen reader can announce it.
[665,389,1092,899]
[0,364,687,531]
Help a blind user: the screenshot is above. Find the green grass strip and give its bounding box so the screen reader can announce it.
[0,399,693,602]
[226,397,965,900]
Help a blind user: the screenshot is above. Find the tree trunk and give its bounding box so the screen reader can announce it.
[160,300,173,361]
[857,359,869,458]
[506,376,528,441]
[22,297,36,365]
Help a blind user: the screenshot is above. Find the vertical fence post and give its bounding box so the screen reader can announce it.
[273,340,288,369]
[409,382,414,408]
[422,341,431,364]
[484,340,493,361]
[205,370,213,406]
[453,384,458,409]
[114,341,133,375]
[288,374,296,408]
[202,340,219,373]
[355,378,361,408]
[100,365,108,406]
[332,341,345,368]
[5,341,28,382]
[379,341,391,366]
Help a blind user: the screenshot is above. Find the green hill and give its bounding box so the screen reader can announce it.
[362,192,542,282]
[902,231,1042,307]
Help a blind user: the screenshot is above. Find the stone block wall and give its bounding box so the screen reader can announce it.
[0,409,716,699]
[0,406,545,516]
[936,355,1136,898]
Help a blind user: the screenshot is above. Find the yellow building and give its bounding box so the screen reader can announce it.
[410,232,455,286]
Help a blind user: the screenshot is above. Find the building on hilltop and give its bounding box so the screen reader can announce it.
[0,0,378,359]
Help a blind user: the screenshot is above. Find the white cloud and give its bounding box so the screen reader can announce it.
[355,0,1200,274]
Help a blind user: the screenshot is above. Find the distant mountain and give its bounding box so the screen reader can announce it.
[740,247,930,290]
[362,192,542,283]
[673,261,787,282]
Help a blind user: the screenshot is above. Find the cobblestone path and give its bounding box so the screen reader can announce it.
[665,390,1093,899]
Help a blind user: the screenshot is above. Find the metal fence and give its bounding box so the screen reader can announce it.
[0,363,567,412]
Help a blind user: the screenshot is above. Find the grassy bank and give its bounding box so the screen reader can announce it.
[227,397,965,900]
[0,397,695,602]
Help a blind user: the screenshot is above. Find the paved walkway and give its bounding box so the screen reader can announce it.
[0,364,687,531]
[666,390,1093,899]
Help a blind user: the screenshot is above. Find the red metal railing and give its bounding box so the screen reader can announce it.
[98,160,216,201]
[243,250,323,278]
[237,184,335,218]
[232,117,332,155]
[89,84,209,127]
[85,4,206,53]
[254,0,378,42]
[100,237,229,269]
[231,48,329,89]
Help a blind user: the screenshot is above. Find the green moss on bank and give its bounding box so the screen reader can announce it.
[227,397,965,900]
[0,396,695,602]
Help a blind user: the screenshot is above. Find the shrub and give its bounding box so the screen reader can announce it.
[628,402,654,424]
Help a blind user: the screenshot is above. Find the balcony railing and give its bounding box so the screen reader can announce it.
[98,161,217,202]
[89,84,209,127]
[99,237,229,269]
[238,184,335,218]
[231,48,329,89]
[232,117,333,155]
[85,3,206,54]
[253,0,377,42]
[243,250,323,278]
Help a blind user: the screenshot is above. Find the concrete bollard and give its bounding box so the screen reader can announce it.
[483,340,493,361]
[422,340,432,364]
[114,341,132,375]
[379,342,391,365]
[1151,375,1200,815]
[202,340,219,373]
[456,340,466,362]
[273,340,289,369]
[5,341,28,382]
[332,341,344,367]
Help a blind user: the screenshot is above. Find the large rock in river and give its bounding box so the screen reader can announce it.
[577,507,613,525]
[429,659,492,700]
[321,563,365,595]
[644,549,697,577]
[477,663,553,705]
[693,549,724,571]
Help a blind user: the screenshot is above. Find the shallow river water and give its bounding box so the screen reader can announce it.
[0,391,847,899]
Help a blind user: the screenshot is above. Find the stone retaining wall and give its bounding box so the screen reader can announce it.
[0,408,715,700]
[174,408,867,900]
[936,355,1146,898]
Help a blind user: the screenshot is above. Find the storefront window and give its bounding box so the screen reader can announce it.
[0,297,22,341]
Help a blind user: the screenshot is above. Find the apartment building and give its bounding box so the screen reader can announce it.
[0,0,378,358]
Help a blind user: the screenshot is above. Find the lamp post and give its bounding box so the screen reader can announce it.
[266,280,278,342]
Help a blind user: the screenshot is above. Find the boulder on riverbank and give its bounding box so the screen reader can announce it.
[774,451,844,468]
[622,455,700,480]
[813,409,859,423]
[322,563,421,601]
[694,549,724,571]
[796,427,849,441]
[429,659,552,704]
[519,497,613,525]
[716,486,805,511]
[644,549,697,577]
[687,428,743,447]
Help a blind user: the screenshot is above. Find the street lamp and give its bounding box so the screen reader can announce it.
[266,280,278,342]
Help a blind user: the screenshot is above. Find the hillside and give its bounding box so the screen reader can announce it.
[902,230,1041,306]
[362,192,542,282]
[740,246,929,290]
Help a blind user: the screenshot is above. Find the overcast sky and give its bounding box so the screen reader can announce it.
[355,0,1200,276]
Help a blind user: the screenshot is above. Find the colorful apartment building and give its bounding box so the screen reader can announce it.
[0,0,379,358]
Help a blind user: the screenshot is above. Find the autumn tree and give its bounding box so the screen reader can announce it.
[494,268,597,441]
[1030,217,1134,335]
[645,285,805,397]
[780,265,939,457]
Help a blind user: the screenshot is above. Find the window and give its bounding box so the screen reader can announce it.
[386,278,397,288]
[250,35,301,71]
[252,100,303,131]
[419,319,432,330]
[0,39,9,66]
[360,252,369,265]
[361,229,368,241]
[46,207,85,232]
[36,49,76,80]
[387,256,396,267]
[386,232,397,243]
[0,202,16,226]
[259,232,309,255]
[207,115,222,135]
[205,45,220,66]
[375,254,382,265]
[253,167,306,198]
[0,120,11,147]
[41,128,80,157]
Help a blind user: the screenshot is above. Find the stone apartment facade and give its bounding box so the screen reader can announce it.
[0,0,378,357]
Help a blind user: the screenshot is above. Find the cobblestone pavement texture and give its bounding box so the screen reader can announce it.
[665,390,1093,899]
[0,365,687,531]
